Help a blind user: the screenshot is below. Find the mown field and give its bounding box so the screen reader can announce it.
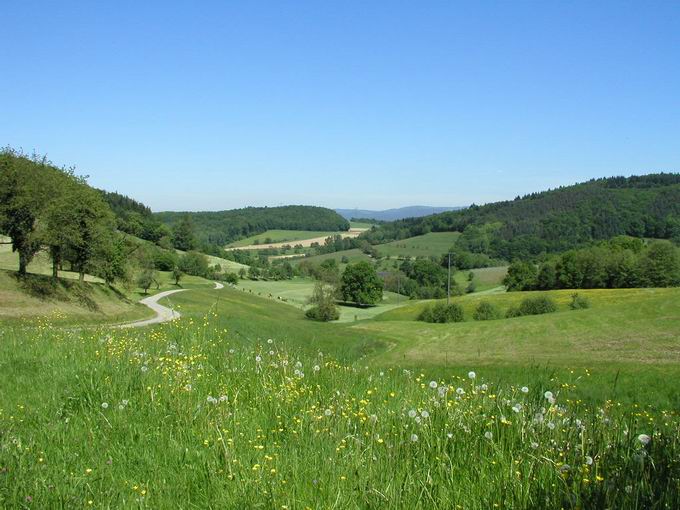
[226,229,340,248]
[375,232,462,258]
[1,284,679,508]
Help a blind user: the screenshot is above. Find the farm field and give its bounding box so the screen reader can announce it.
[453,265,508,292]
[225,228,367,251]
[225,229,339,248]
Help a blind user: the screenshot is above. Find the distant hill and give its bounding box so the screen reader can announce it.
[335,206,463,222]
[154,206,350,246]
[362,174,680,260]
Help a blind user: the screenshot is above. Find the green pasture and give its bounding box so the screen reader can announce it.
[375,232,461,258]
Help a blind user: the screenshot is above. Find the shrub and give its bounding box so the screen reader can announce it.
[305,304,340,322]
[505,306,523,318]
[418,302,464,323]
[473,301,502,321]
[569,292,591,310]
[518,296,557,316]
[466,280,476,294]
[152,249,178,271]
[223,272,239,285]
[305,282,340,322]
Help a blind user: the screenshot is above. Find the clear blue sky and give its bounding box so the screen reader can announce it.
[2,1,679,212]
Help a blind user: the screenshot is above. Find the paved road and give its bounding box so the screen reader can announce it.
[116,289,187,329]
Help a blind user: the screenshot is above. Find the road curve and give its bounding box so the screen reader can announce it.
[117,289,187,329]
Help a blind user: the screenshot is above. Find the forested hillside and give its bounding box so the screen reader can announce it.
[99,190,170,243]
[363,174,680,260]
[154,206,350,246]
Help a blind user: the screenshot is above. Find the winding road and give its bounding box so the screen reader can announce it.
[117,282,224,329]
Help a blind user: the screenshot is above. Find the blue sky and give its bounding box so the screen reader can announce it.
[2,1,679,211]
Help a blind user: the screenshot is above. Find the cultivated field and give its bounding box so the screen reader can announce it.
[375,232,462,258]
[225,228,367,251]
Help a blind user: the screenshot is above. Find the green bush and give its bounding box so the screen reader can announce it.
[223,272,239,285]
[473,301,502,321]
[305,304,340,322]
[518,296,557,316]
[505,306,523,318]
[418,302,464,323]
[569,292,591,310]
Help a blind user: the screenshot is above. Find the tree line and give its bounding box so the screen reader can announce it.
[503,237,680,291]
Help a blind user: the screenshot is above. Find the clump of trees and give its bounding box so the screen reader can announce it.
[506,296,558,318]
[504,238,680,291]
[0,149,125,283]
[473,301,502,321]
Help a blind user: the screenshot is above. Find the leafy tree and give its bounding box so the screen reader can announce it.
[172,267,183,286]
[172,215,197,251]
[340,261,383,305]
[305,282,340,321]
[503,261,537,291]
[638,242,680,287]
[518,296,557,315]
[137,269,157,294]
[178,251,209,277]
[0,151,53,275]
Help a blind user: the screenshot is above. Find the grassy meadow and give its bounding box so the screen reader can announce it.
[226,230,340,248]
[375,232,461,258]
[1,285,679,508]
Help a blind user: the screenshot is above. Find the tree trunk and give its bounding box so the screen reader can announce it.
[18,251,27,276]
[79,271,85,283]
[52,260,58,279]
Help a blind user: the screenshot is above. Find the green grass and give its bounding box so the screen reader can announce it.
[0,269,153,326]
[453,266,508,292]
[226,230,340,248]
[349,220,374,229]
[1,304,678,508]
[234,277,409,322]
[376,232,461,258]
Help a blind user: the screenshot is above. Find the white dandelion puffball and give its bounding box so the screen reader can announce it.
[313,365,320,372]
[324,409,332,416]
[456,387,465,395]
[420,410,430,419]
[447,433,453,439]
[410,434,419,442]
[638,434,651,446]
[101,402,109,409]
[429,380,438,389]
[408,409,417,418]
[480,383,488,391]
[484,431,493,440]
[531,441,539,449]
[512,403,523,413]
[547,421,556,430]
[468,371,476,380]
[141,366,148,373]
[544,391,554,400]
[521,386,529,394]
[269,350,274,356]
[585,456,593,465]
[267,338,273,344]
[255,355,262,363]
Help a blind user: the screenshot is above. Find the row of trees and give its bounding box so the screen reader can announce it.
[0,150,126,283]
[503,238,680,291]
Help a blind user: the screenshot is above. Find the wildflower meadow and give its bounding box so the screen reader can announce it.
[1,316,679,508]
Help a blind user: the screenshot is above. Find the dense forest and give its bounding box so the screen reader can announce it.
[154,206,350,246]
[99,190,170,244]
[362,174,680,260]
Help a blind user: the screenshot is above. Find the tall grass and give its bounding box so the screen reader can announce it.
[1,316,678,508]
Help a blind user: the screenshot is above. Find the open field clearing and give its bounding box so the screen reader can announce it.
[225,228,367,251]
[376,232,461,258]
[226,229,341,248]
[235,277,409,322]
[1,297,678,507]
[349,221,375,229]
[453,265,508,292]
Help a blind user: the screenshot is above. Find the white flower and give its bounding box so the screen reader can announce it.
[429,381,438,389]
[313,365,320,372]
[533,412,545,424]
[468,371,476,380]
[456,387,465,395]
[118,404,124,411]
[141,366,148,373]
[121,399,129,406]
[530,441,539,449]
[379,371,384,377]
[438,386,448,397]
[267,339,273,344]
[585,456,593,465]
[544,391,554,400]
[547,421,556,430]
[269,350,274,356]
[408,409,417,418]
[420,410,430,418]
[410,434,419,442]
[295,361,303,369]
[447,433,453,439]
[219,395,228,402]
[638,434,651,446]
[480,383,488,391]
[255,355,262,363]
[229,348,235,354]
[484,431,493,440]
[101,402,109,409]
[512,403,523,413]
[184,384,192,391]
[521,386,529,394]
[415,416,422,424]
[324,409,332,416]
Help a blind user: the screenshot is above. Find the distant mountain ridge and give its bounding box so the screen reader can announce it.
[335,206,464,222]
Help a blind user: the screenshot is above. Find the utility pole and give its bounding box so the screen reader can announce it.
[447,253,451,305]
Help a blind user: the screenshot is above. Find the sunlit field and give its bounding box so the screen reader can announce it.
[1,316,679,508]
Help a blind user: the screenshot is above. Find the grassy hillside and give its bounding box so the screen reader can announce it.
[453,265,508,292]
[0,270,152,326]
[376,232,461,257]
